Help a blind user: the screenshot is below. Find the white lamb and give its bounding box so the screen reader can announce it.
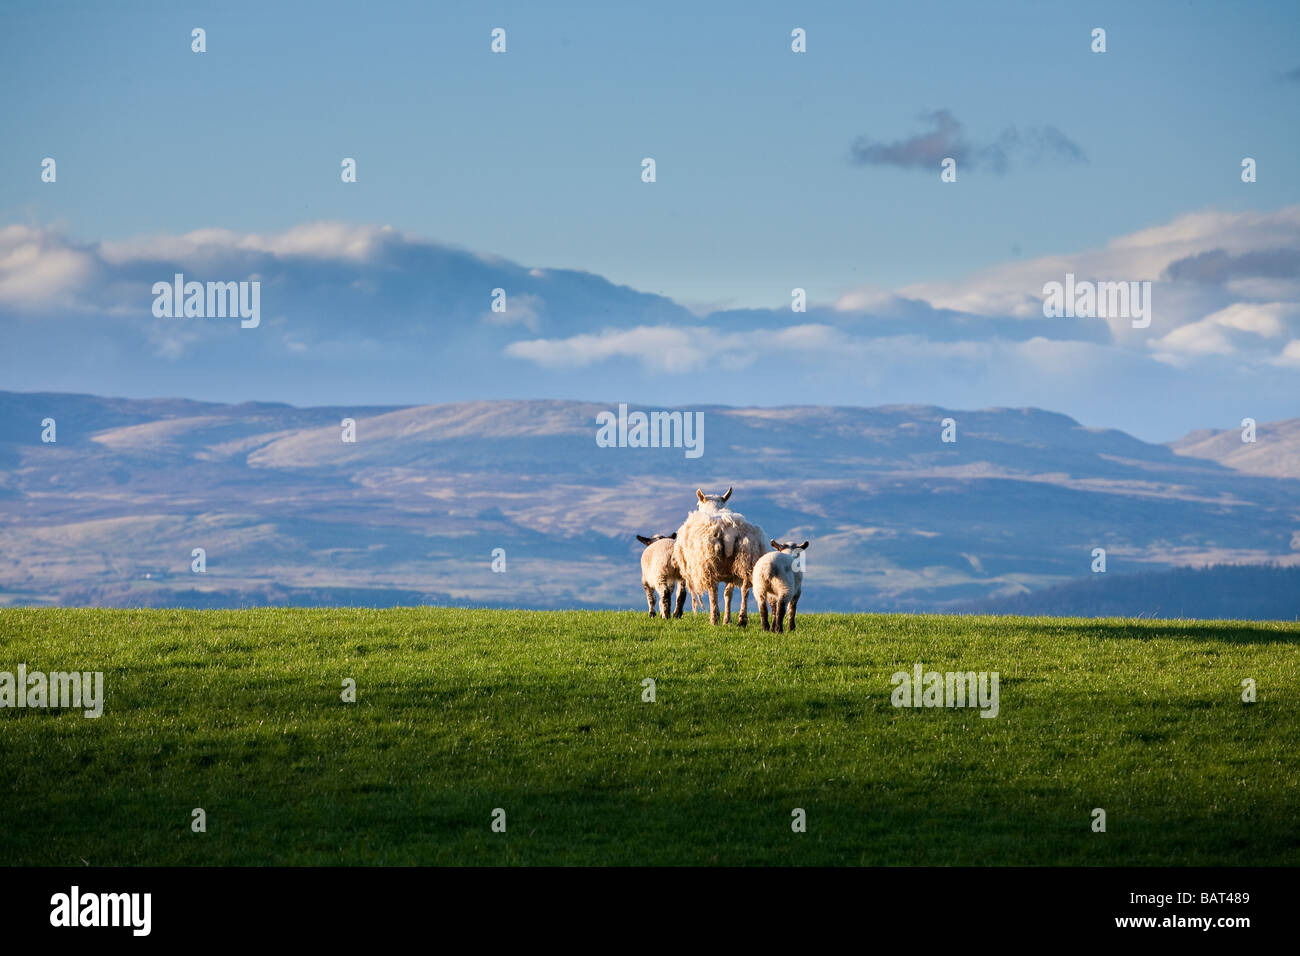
[672,487,767,626]
[636,532,686,619]
[752,539,809,633]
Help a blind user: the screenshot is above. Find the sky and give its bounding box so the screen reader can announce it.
[1,0,1298,441]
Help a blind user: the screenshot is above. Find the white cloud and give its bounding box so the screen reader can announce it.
[504,206,1300,379]
[506,323,847,374]
[886,205,1300,341]
[1271,340,1300,367]
[507,325,710,373]
[3,209,1297,394]
[1151,301,1299,360]
[1152,319,1237,357]
[100,222,403,265]
[833,286,906,313]
[0,225,99,310]
[1205,302,1294,337]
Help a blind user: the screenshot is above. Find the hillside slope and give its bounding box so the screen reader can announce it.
[2,392,1298,615]
[1169,417,1300,478]
[2,608,1296,865]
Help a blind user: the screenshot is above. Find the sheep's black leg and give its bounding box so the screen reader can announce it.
[760,594,770,631]
[788,596,799,632]
[775,597,788,633]
[644,585,656,616]
[673,584,686,618]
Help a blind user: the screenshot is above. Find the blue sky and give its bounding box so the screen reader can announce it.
[4,0,1298,306]
[1,0,1298,440]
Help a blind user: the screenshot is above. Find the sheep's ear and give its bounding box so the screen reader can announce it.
[799,541,810,550]
[636,535,652,545]
[770,538,780,549]
[669,532,677,539]
[696,489,706,502]
[721,486,733,502]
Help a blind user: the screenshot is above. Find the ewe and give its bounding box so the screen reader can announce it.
[752,539,809,633]
[636,532,686,619]
[672,487,767,626]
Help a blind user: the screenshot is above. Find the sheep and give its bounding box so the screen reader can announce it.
[672,487,767,626]
[636,532,687,619]
[752,539,809,633]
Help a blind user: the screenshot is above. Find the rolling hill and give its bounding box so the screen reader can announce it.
[1,390,1297,616]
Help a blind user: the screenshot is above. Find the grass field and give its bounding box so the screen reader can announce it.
[1,608,1298,866]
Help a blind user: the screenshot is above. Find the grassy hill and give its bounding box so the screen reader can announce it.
[1,608,1297,866]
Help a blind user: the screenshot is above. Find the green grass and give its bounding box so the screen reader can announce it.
[1,608,1297,866]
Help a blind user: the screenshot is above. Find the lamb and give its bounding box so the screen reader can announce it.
[672,487,767,626]
[752,539,809,633]
[636,532,687,619]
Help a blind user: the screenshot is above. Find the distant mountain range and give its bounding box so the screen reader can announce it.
[958,565,1300,619]
[1,390,1297,618]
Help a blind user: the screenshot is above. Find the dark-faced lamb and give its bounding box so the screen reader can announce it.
[752,539,809,633]
[636,532,686,619]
